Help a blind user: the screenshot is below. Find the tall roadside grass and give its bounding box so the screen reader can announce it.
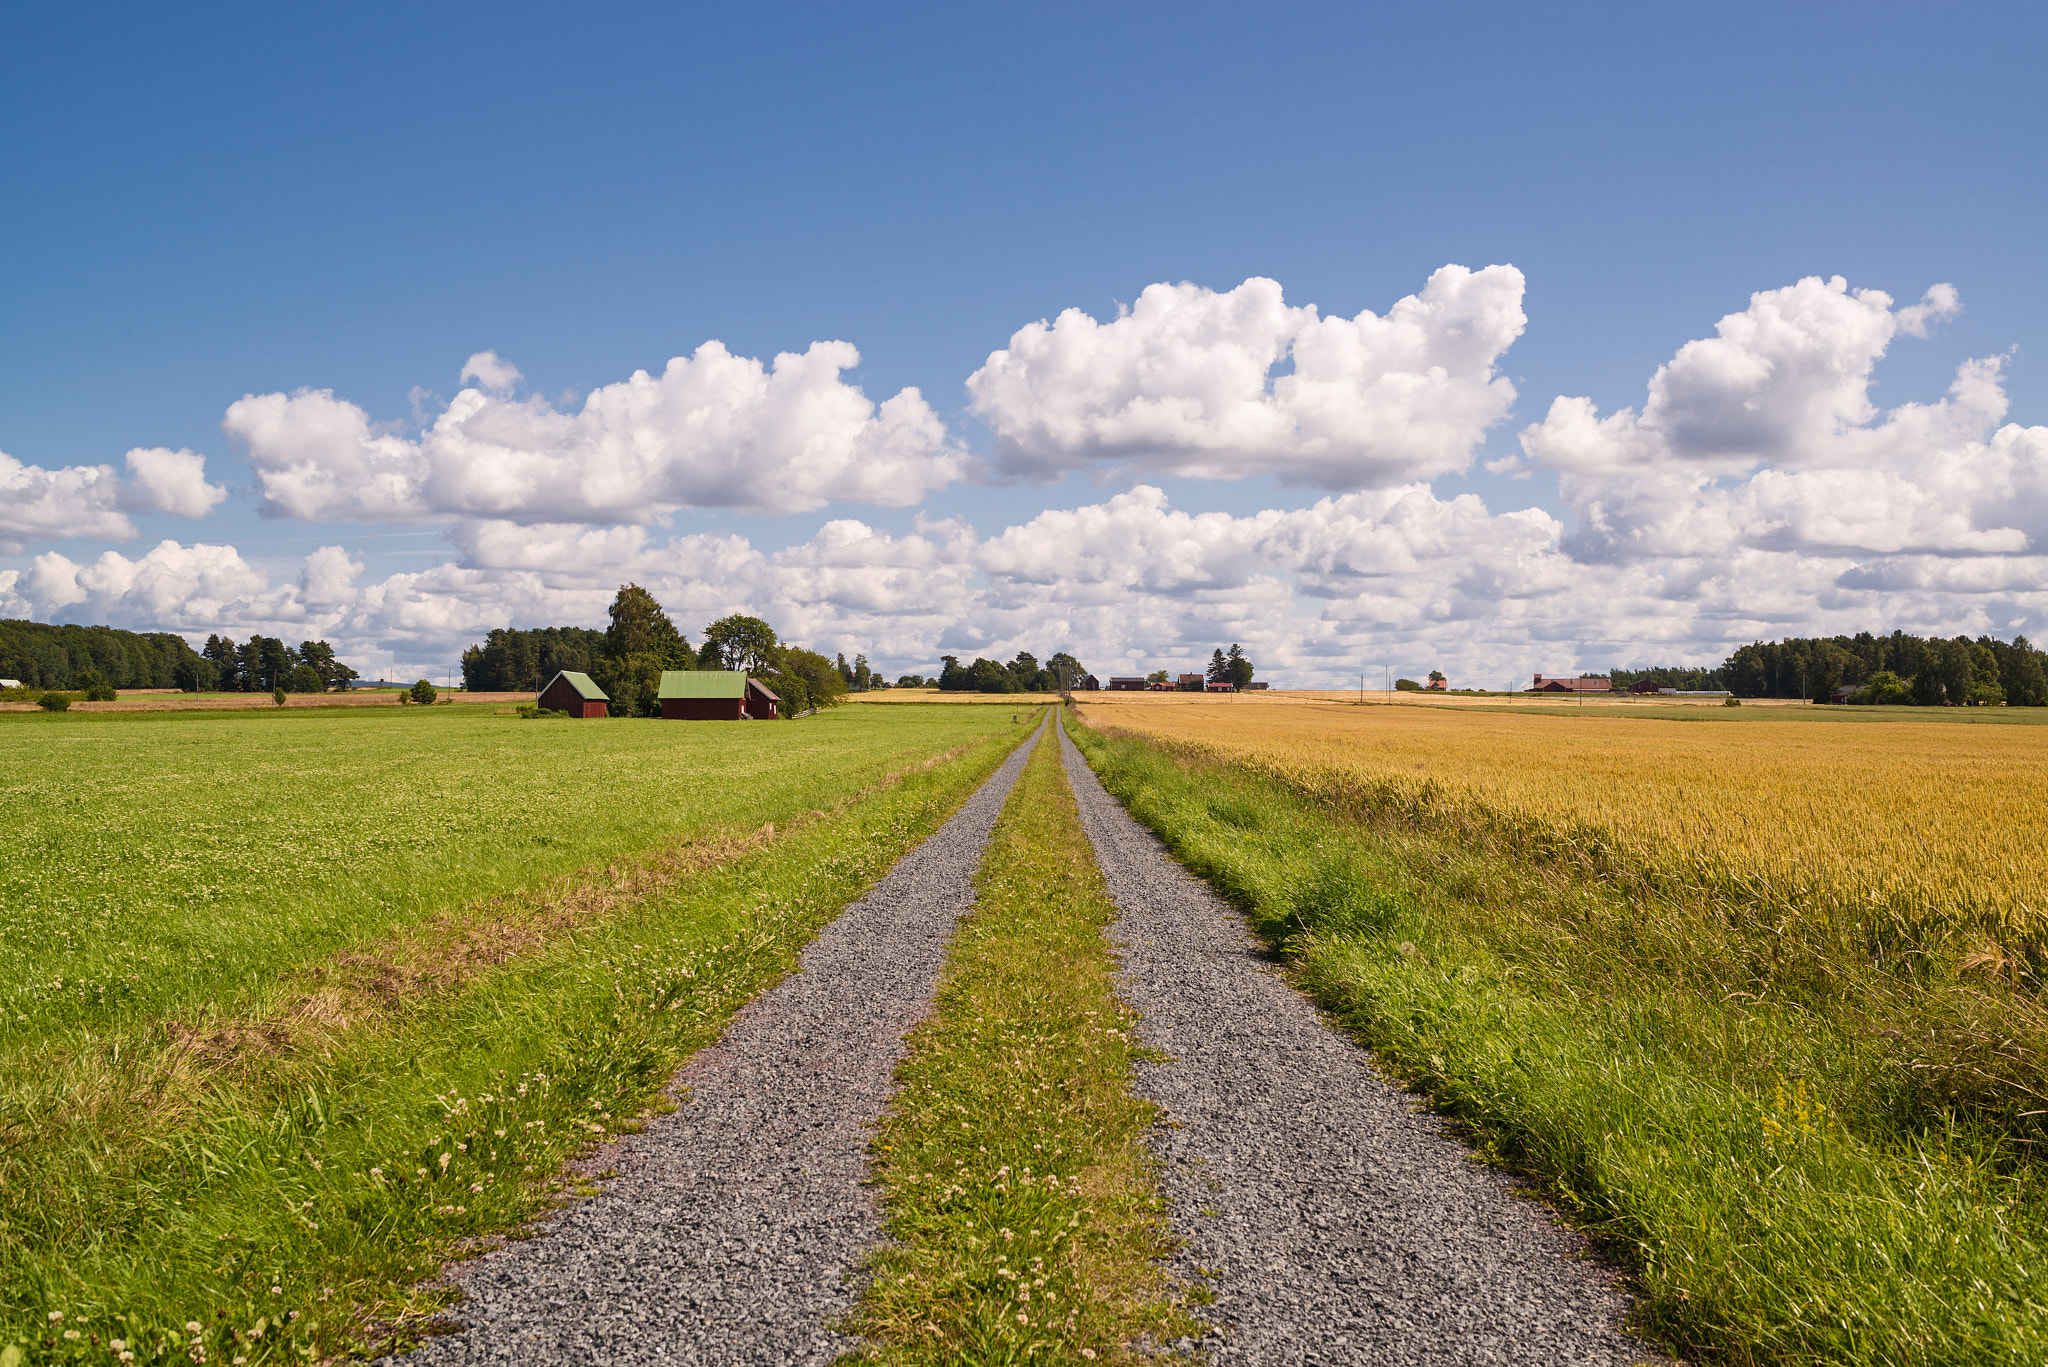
[852,717,1195,1364]
[1067,713,2048,1366]
[0,717,1034,1366]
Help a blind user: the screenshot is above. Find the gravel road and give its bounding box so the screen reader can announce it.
[400,716,1046,1367]
[1056,720,1656,1365]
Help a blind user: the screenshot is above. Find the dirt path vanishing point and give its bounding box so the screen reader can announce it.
[1056,720,1658,1365]
[397,715,1048,1367]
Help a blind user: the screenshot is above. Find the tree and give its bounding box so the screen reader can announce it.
[1997,636,2048,706]
[172,654,216,693]
[287,664,326,694]
[763,647,847,716]
[702,615,780,675]
[272,687,289,707]
[591,652,666,717]
[76,666,116,702]
[1045,652,1085,691]
[1146,670,1170,684]
[410,679,439,705]
[203,634,241,692]
[1395,678,1423,692]
[1428,670,1447,686]
[937,656,974,691]
[1205,649,1229,684]
[1849,670,1913,705]
[1913,638,1975,706]
[1809,654,1843,704]
[606,584,688,665]
[853,653,872,691]
[1226,644,1254,688]
[971,658,1015,692]
[897,673,927,689]
[295,640,357,691]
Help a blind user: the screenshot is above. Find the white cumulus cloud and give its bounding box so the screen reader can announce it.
[967,265,1526,488]
[1513,275,2048,565]
[224,340,964,524]
[0,447,229,552]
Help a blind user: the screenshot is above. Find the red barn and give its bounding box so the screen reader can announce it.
[537,670,609,717]
[658,670,779,720]
[1529,674,1613,693]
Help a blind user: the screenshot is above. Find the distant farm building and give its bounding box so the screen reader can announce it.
[1205,680,1235,693]
[1427,677,1448,691]
[1628,678,1663,694]
[1107,677,1147,691]
[538,670,610,717]
[1178,673,1204,690]
[1529,674,1612,693]
[1080,674,1101,691]
[0,678,22,690]
[658,670,779,720]
[1831,684,1859,704]
[1244,681,1270,690]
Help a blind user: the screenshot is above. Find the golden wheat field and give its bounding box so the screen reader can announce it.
[1078,694,2048,948]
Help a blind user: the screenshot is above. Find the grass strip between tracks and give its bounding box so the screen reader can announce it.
[1065,709,2048,1367]
[2,717,1035,1367]
[851,712,1197,1365]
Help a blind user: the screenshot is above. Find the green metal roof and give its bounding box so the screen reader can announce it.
[546,670,608,701]
[658,670,748,699]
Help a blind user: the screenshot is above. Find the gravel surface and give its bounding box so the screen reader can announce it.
[399,716,1047,1367]
[1057,720,1657,1366]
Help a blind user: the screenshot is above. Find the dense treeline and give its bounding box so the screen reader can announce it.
[934,650,1088,693]
[459,585,852,717]
[456,627,608,693]
[0,620,205,691]
[197,635,359,693]
[1609,664,1729,692]
[1615,630,2048,705]
[1720,630,2048,705]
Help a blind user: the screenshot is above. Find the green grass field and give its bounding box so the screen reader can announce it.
[0,702,1033,1364]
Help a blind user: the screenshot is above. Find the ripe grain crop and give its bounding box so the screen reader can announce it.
[1083,695,2048,972]
[1066,703,2048,1365]
[0,703,1032,1363]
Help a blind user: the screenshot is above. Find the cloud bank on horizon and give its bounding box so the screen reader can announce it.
[4,267,2044,685]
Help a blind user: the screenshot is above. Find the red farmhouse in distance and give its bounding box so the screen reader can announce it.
[537,670,610,717]
[1528,674,1613,693]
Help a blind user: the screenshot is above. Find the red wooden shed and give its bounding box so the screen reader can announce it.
[657,671,779,720]
[537,670,609,717]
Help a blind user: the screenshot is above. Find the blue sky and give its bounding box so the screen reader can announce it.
[4,3,2045,684]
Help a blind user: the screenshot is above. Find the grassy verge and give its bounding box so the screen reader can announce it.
[1,715,1036,1366]
[851,716,1195,1365]
[1066,712,2048,1367]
